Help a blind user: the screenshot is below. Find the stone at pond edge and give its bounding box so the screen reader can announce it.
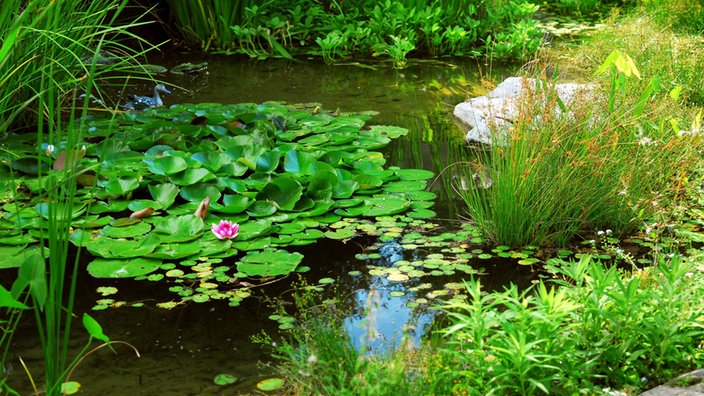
[453,77,593,145]
[639,369,704,396]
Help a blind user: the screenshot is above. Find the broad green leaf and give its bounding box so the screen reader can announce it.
[0,285,29,309]
[145,155,188,175]
[153,215,205,242]
[257,178,303,211]
[238,249,303,277]
[11,252,46,307]
[87,257,162,278]
[149,183,180,209]
[82,313,110,343]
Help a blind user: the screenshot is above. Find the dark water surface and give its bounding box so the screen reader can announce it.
[4,57,537,395]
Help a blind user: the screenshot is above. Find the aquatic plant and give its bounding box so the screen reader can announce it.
[166,0,542,61]
[0,0,160,394]
[0,101,436,309]
[211,220,240,240]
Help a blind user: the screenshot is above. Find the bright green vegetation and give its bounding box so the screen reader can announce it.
[458,12,704,247]
[255,1,704,395]
[168,0,544,64]
[0,1,155,395]
[262,253,704,395]
[1,102,435,309]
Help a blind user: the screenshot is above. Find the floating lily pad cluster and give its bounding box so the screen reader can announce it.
[0,101,437,308]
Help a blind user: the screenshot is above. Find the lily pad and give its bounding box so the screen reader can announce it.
[238,249,303,277]
[256,378,285,392]
[87,257,162,278]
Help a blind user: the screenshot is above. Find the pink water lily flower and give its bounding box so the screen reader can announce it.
[211,220,239,240]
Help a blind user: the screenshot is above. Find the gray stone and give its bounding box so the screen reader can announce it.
[453,77,592,145]
[640,369,704,396]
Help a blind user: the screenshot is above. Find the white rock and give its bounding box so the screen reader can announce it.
[453,77,593,145]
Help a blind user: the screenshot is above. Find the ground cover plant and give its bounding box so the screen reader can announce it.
[259,252,704,395]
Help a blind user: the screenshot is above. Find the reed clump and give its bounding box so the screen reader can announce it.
[457,55,703,247]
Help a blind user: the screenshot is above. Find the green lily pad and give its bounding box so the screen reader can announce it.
[87,257,162,278]
[213,373,237,386]
[256,378,285,392]
[145,155,188,176]
[396,168,434,181]
[238,248,303,277]
[153,215,204,242]
[257,178,303,211]
[86,232,161,258]
[101,222,152,238]
[0,245,49,269]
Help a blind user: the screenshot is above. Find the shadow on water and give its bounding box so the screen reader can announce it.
[4,56,532,395]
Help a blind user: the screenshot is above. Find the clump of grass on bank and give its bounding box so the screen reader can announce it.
[457,7,704,247]
[260,255,704,395]
[458,61,703,247]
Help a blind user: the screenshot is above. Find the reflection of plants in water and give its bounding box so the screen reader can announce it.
[1,102,437,310]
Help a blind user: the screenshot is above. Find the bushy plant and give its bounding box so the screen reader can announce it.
[440,254,704,394]
[457,53,703,247]
[166,0,543,64]
[0,1,154,394]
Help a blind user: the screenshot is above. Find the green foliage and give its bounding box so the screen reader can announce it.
[0,1,156,394]
[457,63,703,246]
[440,254,704,394]
[256,282,418,395]
[166,0,543,64]
[0,0,157,134]
[640,0,704,35]
[0,101,433,307]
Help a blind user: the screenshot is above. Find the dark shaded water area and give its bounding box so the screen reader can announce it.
[3,56,541,395]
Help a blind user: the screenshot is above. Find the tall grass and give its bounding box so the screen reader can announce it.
[166,0,247,52]
[457,61,703,246]
[0,1,157,394]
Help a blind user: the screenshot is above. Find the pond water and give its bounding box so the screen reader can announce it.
[3,56,539,395]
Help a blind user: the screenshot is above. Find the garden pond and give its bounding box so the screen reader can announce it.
[2,55,586,395]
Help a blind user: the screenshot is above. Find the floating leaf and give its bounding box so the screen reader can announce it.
[213,374,237,386]
[238,249,303,277]
[257,378,285,392]
[87,257,162,278]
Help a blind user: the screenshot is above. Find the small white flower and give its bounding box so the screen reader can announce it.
[45,144,55,156]
[307,354,318,364]
[638,136,653,146]
[606,229,612,235]
[597,230,604,236]
[615,248,623,254]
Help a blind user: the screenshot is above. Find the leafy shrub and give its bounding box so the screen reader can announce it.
[441,254,704,394]
[167,0,543,64]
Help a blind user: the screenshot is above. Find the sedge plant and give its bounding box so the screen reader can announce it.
[457,52,703,247]
[0,0,157,394]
